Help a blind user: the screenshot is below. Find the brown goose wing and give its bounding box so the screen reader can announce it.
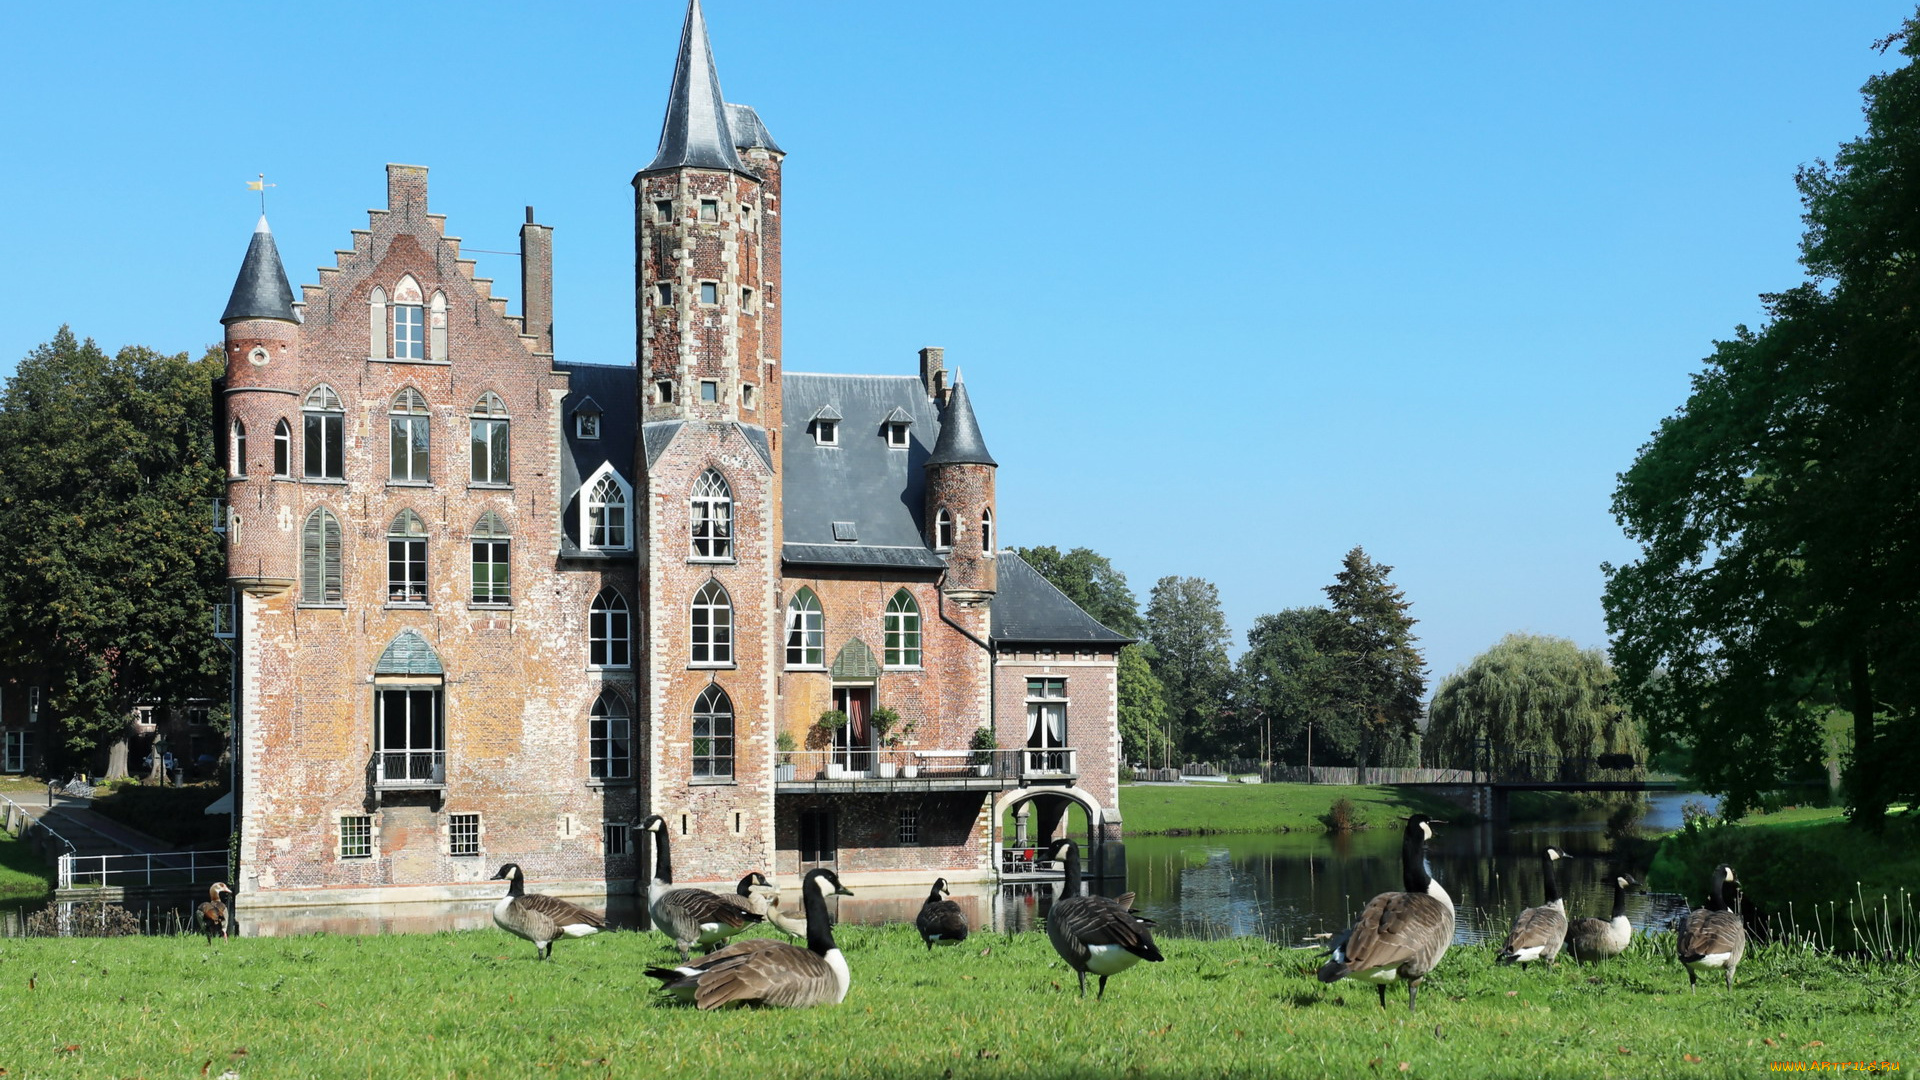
[671,887,762,928]
[1502,904,1567,952]
[518,892,606,930]
[688,943,840,1009]
[1052,896,1162,958]
[1326,892,1451,980]
[1677,910,1744,963]
[917,899,969,941]
[681,937,787,969]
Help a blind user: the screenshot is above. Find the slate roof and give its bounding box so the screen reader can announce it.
[781,372,947,570]
[990,552,1134,647]
[725,103,781,153]
[221,216,297,325]
[923,379,996,467]
[641,0,755,178]
[553,362,638,557]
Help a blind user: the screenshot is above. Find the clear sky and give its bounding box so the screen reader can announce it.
[1,1,1911,685]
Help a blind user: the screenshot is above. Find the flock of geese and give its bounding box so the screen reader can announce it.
[473,811,1739,1011]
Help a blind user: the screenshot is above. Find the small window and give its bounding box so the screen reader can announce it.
[577,413,600,439]
[471,511,510,605]
[691,581,733,666]
[27,686,40,724]
[303,385,345,480]
[590,589,631,668]
[449,813,481,857]
[693,684,734,779]
[934,509,953,551]
[340,815,373,859]
[273,419,292,477]
[742,385,756,410]
[188,705,209,728]
[885,422,909,448]
[395,303,424,360]
[386,509,428,604]
[785,588,823,667]
[815,419,838,446]
[898,806,919,846]
[981,508,995,556]
[657,380,675,405]
[700,281,719,306]
[700,380,719,403]
[368,286,388,358]
[470,392,510,485]
[604,822,631,856]
[691,469,733,560]
[885,589,922,668]
[699,199,719,222]
[655,282,673,307]
[230,420,248,477]
[390,388,431,483]
[655,199,674,222]
[590,690,632,779]
[429,292,448,361]
[740,287,754,312]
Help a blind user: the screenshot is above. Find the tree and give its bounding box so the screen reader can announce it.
[1013,545,1143,637]
[1142,576,1233,759]
[0,328,230,776]
[1322,547,1426,768]
[1236,606,1348,765]
[1115,643,1171,766]
[1604,14,1920,824]
[1426,634,1646,779]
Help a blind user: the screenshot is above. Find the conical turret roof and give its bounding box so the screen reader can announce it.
[641,0,753,177]
[925,377,997,468]
[221,215,297,325]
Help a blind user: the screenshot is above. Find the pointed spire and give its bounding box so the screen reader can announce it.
[641,0,752,177]
[925,375,998,468]
[221,215,297,325]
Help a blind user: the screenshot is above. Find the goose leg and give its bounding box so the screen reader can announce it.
[1376,985,1387,1009]
[1725,966,1735,990]
[1076,970,1088,997]
[1686,967,1698,992]
[1097,975,1109,1000]
[1407,979,1420,1013]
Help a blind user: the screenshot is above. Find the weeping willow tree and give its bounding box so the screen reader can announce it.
[1425,634,1645,779]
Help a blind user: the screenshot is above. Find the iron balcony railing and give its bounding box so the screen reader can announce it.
[776,747,1076,783]
[373,750,446,789]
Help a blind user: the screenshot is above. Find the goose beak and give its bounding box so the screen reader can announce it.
[834,885,855,897]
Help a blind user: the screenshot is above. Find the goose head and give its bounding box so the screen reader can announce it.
[489,863,522,883]
[803,867,854,898]
[1616,874,1640,890]
[1404,814,1446,842]
[931,877,950,898]
[1716,864,1736,885]
[637,814,665,833]
[1544,846,1566,861]
[736,871,772,897]
[1042,838,1077,861]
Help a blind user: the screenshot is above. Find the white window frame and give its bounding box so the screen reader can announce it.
[386,509,428,605]
[934,508,953,551]
[690,469,734,562]
[470,392,511,486]
[339,814,375,859]
[3,730,31,774]
[589,588,632,669]
[273,418,292,477]
[303,385,345,480]
[581,463,633,551]
[885,589,922,669]
[230,419,247,477]
[981,508,995,556]
[785,588,824,668]
[885,421,909,448]
[690,581,733,667]
[692,684,734,780]
[448,812,481,857]
[470,512,510,606]
[389,387,430,484]
[590,689,632,780]
[814,419,838,447]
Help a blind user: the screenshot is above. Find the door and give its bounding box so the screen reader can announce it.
[3,730,30,774]
[831,686,873,776]
[1026,677,1068,773]
[798,808,837,873]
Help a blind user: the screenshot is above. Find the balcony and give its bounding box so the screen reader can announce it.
[774,747,1076,794]
[373,750,446,791]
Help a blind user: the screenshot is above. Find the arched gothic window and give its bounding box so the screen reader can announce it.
[934,508,953,552]
[981,508,995,556]
[300,507,343,604]
[583,465,631,550]
[390,387,430,483]
[368,286,388,358]
[470,511,510,605]
[786,587,823,667]
[428,291,448,361]
[590,690,632,780]
[229,419,247,477]
[690,469,732,560]
[303,385,344,479]
[693,685,734,778]
[386,509,428,604]
[590,588,631,668]
[273,419,291,477]
[691,581,732,666]
[393,275,424,360]
[470,392,510,485]
[884,589,921,668]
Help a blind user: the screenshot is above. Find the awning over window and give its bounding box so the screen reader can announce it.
[376,629,444,677]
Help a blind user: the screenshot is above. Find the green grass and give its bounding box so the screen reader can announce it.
[0,925,1908,1078]
[1117,782,1466,835]
[0,829,55,900]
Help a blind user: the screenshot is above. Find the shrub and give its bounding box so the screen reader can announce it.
[1323,797,1357,833]
[26,899,143,937]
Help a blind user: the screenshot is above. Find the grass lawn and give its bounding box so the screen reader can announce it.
[1116,781,1465,835]
[0,829,55,901]
[0,923,1907,1078]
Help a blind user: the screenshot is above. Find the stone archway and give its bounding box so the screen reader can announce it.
[992,785,1112,879]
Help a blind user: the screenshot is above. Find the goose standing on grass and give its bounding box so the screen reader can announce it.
[1317,814,1454,1012]
[1496,846,1569,969]
[916,877,970,950]
[195,882,234,942]
[1675,864,1745,991]
[1040,838,1163,999]
[644,867,855,1009]
[638,814,765,959]
[490,863,606,960]
[1567,873,1639,963]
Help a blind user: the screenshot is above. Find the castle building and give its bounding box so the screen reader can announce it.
[217,0,1128,908]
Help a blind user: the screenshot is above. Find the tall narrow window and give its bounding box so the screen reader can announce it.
[376,686,443,787]
[590,589,631,668]
[981,508,994,555]
[301,507,343,604]
[470,511,510,605]
[303,385,344,479]
[229,420,247,477]
[387,509,428,604]
[785,588,823,667]
[368,286,387,358]
[390,388,430,483]
[428,291,448,361]
[692,684,734,779]
[273,419,291,477]
[590,690,632,780]
[690,469,733,560]
[470,392,511,485]
[934,508,953,551]
[1026,677,1069,773]
[393,275,425,361]
[885,589,922,668]
[691,581,733,665]
[584,467,630,550]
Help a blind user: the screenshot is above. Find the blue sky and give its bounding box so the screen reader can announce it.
[1,1,1911,683]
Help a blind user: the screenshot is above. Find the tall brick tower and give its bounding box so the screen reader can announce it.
[633,0,786,882]
[924,372,999,600]
[220,215,301,595]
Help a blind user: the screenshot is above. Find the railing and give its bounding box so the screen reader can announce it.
[777,747,1077,783]
[212,601,236,639]
[58,849,228,890]
[373,750,446,789]
[2,792,76,866]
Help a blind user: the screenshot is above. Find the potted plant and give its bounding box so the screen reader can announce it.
[970,726,998,777]
[816,709,849,778]
[775,730,798,783]
[871,707,916,779]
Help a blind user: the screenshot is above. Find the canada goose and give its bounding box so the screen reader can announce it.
[1040,838,1163,998]
[639,814,765,959]
[1675,864,1745,991]
[644,867,855,1008]
[490,863,606,960]
[916,877,970,950]
[196,882,234,943]
[1496,846,1569,968]
[1566,873,1639,963]
[1317,814,1454,1011]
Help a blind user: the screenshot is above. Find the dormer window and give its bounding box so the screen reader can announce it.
[886,422,909,448]
[582,463,632,552]
[815,419,838,446]
[577,413,600,439]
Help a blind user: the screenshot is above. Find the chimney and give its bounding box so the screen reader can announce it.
[919,346,945,400]
[386,163,429,222]
[520,206,554,357]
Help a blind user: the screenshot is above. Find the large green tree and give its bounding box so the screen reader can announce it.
[1426,633,1645,779]
[1322,547,1426,768]
[1236,606,1348,764]
[1115,643,1172,767]
[0,328,230,777]
[1604,14,1920,823]
[1143,575,1234,759]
